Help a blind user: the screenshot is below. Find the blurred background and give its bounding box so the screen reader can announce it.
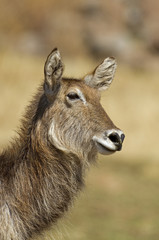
[0,0,159,239]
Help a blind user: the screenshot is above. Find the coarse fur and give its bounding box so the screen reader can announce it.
[0,48,124,240]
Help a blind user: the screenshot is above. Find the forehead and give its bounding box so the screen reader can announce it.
[61,78,100,100]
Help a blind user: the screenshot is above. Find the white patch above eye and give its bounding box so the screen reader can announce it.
[66,88,87,105]
[75,88,87,104]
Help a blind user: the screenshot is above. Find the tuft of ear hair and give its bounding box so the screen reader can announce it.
[44,48,64,99]
[84,57,117,91]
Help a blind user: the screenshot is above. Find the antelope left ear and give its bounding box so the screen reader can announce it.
[84,57,117,91]
[44,48,64,99]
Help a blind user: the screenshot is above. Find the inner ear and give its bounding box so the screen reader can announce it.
[84,57,117,91]
[44,48,64,99]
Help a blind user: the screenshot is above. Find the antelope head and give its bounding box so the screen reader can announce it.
[43,48,125,159]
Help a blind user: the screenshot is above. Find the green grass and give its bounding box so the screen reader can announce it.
[49,157,159,240]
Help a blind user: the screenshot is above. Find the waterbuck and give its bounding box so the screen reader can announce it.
[0,48,125,240]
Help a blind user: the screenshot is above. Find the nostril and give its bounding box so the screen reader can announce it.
[121,134,125,143]
[109,133,120,144]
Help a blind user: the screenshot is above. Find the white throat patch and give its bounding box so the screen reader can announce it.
[48,120,69,152]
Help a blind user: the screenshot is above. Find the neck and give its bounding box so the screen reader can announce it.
[0,131,85,240]
[0,90,86,240]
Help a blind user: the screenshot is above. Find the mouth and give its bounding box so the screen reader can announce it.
[93,136,118,155]
[95,141,116,155]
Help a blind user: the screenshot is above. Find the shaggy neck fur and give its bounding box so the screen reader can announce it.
[0,88,96,240]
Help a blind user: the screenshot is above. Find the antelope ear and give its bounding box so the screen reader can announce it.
[44,48,64,98]
[84,57,117,91]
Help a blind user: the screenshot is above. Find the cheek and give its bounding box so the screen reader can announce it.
[48,114,95,153]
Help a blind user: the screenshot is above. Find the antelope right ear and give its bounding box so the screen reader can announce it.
[84,57,117,91]
[44,48,64,99]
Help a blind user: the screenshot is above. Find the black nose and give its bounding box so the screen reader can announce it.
[108,132,125,151]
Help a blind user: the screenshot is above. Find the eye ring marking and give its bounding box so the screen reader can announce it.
[66,88,87,105]
[67,92,80,101]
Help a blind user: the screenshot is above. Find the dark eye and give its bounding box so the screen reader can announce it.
[67,92,80,101]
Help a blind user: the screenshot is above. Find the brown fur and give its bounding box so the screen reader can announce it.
[0,49,124,240]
